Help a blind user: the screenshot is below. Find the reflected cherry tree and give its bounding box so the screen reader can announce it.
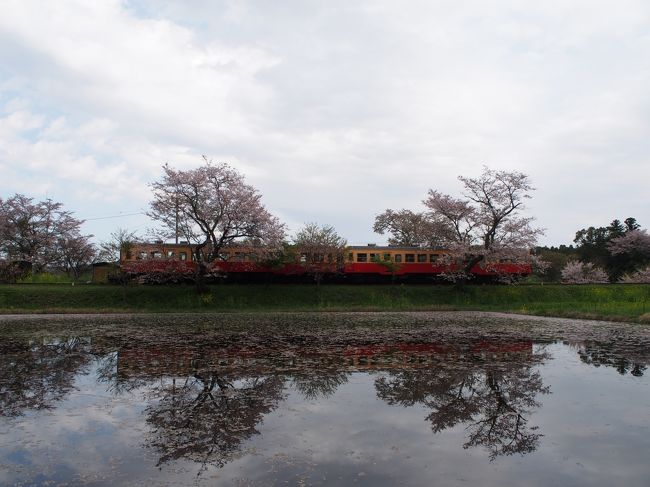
[89,339,355,471]
[141,359,355,470]
[375,345,550,460]
[291,367,350,400]
[0,337,92,417]
[144,371,285,471]
[576,341,647,377]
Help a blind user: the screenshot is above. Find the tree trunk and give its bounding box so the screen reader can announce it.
[455,254,485,289]
[193,242,210,294]
[195,261,209,294]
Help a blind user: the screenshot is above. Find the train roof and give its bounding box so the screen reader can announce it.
[346,245,447,251]
[132,242,448,251]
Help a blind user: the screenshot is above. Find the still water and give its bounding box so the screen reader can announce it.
[1,312,649,486]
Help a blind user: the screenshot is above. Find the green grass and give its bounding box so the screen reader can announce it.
[17,272,93,284]
[0,283,648,322]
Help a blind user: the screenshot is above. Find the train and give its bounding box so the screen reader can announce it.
[115,241,532,283]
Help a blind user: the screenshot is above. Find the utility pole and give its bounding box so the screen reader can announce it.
[175,196,179,245]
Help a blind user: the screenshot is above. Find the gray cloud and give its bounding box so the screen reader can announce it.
[1,0,649,244]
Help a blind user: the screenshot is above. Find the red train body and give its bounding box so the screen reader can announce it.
[119,242,532,283]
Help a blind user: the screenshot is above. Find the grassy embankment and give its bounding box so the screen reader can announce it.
[0,283,648,323]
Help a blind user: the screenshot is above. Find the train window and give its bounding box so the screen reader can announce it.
[369,253,377,262]
[167,251,174,258]
[383,253,391,261]
[357,253,368,262]
[138,251,147,260]
[417,254,427,263]
[234,252,245,262]
[405,254,415,262]
[429,254,438,263]
[179,252,187,261]
[300,253,307,263]
[394,254,402,262]
[218,252,229,260]
[152,251,163,259]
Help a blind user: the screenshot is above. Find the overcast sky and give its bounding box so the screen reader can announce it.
[1,0,648,246]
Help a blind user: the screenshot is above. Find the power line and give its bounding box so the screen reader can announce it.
[82,211,146,221]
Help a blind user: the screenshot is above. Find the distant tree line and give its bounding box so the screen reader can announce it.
[535,217,650,283]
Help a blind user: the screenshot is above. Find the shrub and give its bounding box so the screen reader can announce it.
[0,260,31,283]
[621,267,650,284]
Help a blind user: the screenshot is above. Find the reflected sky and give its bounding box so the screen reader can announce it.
[1,312,649,486]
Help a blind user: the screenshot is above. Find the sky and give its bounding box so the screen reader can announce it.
[1,0,648,246]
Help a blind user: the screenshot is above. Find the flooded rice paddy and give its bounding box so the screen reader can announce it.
[1,311,649,486]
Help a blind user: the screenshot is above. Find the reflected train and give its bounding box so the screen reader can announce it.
[116,242,532,283]
[117,340,534,378]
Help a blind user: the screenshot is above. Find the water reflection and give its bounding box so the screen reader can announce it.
[375,346,549,459]
[129,340,549,467]
[0,337,91,417]
[574,341,647,377]
[1,317,649,485]
[146,373,285,470]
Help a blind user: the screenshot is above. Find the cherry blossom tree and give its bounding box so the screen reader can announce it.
[148,158,285,290]
[606,228,650,281]
[0,194,90,273]
[560,261,609,284]
[373,209,438,247]
[423,167,543,281]
[293,223,347,285]
[608,229,650,259]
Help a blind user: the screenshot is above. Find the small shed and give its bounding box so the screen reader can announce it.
[92,262,119,283]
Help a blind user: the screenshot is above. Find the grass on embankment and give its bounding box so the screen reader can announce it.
[0,283,648,323]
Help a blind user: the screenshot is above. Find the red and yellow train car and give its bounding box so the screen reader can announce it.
[118,242,531,283]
